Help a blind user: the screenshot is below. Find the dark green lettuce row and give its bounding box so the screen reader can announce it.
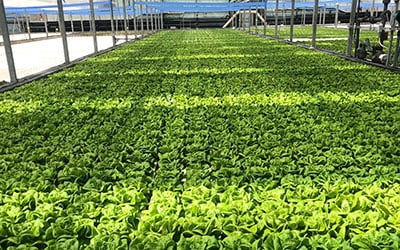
[0,29,399,248]
[1,99,398,193]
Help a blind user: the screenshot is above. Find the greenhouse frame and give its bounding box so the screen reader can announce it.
[0,0,400,249]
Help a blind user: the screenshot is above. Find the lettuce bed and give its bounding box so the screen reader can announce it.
[251,26,379,54]
[0,29,400,249]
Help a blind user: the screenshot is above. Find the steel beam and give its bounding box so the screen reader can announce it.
[311,0,319,48]
[123,0,128,41]
[346,0,358,56]
[57,0,70,64]
[89,0,98,53]
[0,0,17,83]
[290,0,295,42]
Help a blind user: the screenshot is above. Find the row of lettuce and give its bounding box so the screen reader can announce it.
[0,29,399,249]
[250,26,380,54]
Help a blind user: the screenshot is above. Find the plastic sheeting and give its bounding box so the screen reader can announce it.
[5,1,397,15]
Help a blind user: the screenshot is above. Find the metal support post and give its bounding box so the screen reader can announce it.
[256,6,259,33]
[89,0,98,53]
[319,7,322,25]
[274,0,279,37]
[24,11,31,40]
[146,5,150,32]
[248,8,251,32]
[242,10,245,30]
[282,3,286,25]
[323,5,326,25]
[264,0,267,36]
[393,31,400,67]
[140,4,144,37]
[45,14,49,37]
[302,8,306,25]
[154,9,160,31]
[246,9,249,32]
[115,13,119,33]
[394,11,400,67]
[150,2,154,32]
[123,0,128,41]
[159,10,162,30]
[151,11,154,32]
[158,10,161,31]
[154,10,157,32]
[386,0,399,66]
[290,0,295,42]
[133,1,137,38]
[372,0,376,17]
[57,0,70,64]
[346,0,358,56]
[311,0,319,48]
[71,15,74,32]
[335,3,339,28]
[159,10,161,31]
[161,0,164,30]
[109,0,116,46]
[80,15,84,32]
[238,11,241,30]
[0,0,17,83]
[241,10,244,30]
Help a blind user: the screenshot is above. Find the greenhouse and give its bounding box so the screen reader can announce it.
[0,0,400,249]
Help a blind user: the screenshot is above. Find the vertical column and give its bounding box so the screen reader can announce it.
[133,0,137,38]
[256,5,259,33]
[160,0,164,30]
[247,9,249,32]
[150,1,154,32]
[386,0,399,66]
[346,0,358,56]
[242,10,244,30]
[335,3,339,28]
[123,0,128,41]
[247,8,251,32]
[159,9,161,31]
[372,0,376,17]
[239,10,241,30]
[24,10,31,40]
[109,0,116,46]
[318,8,322,25]
[0,0,17,83]
[146,4,150,32]
[274,0,279,37]
[71,15,74,32]
[152,8,158,32]
[322,4,326,25]
[239,10,243,30]
[57,0,70,64]
[44,14,49,38]
[80,15,84,32]
[393,6,400,66]
[155,8,158,31]
[182,13,185,29]
[264,0,267,36]
[140,4,144,37]
[311,0,319,48]
[89,0,98,53]
[290,0,294,42]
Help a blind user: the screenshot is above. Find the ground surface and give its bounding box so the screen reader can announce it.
[0,34,140,83]
[0,29,399,249]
